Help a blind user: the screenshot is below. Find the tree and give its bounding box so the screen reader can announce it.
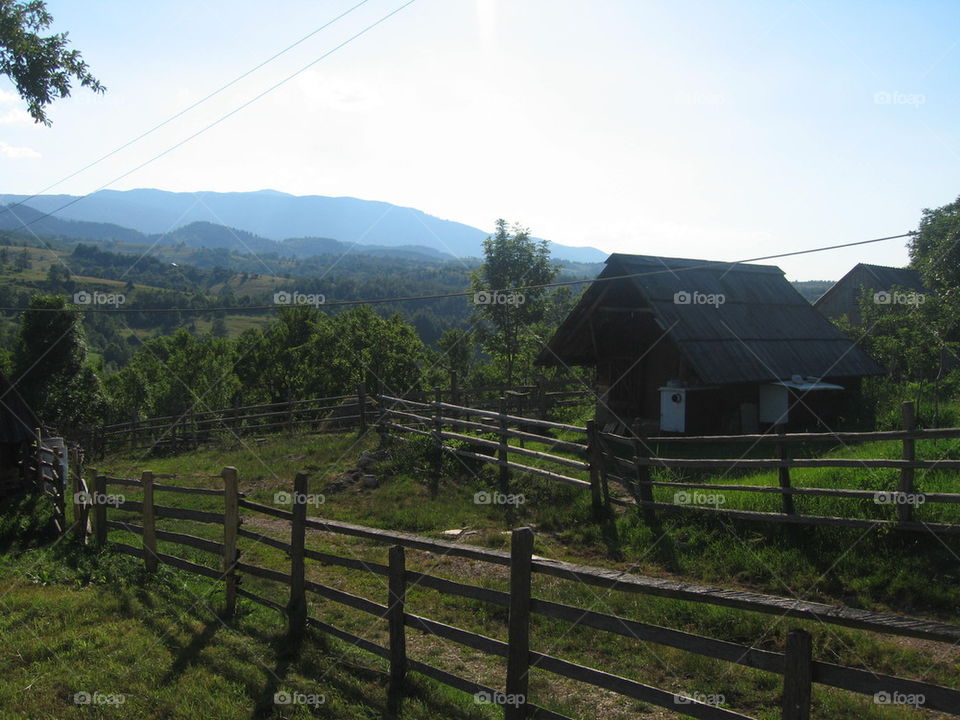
[470,219,558,384]
[211,314,228,338]
[910,194,960,329]
[437,328,473,386]
[0,0,104,125]
[12,294,104,432]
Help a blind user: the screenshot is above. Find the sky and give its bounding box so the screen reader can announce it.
[1,0,958,280]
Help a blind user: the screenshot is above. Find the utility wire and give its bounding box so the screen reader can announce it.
[0,0,417,245]
[0,0,372,220]
[0,231,915,313]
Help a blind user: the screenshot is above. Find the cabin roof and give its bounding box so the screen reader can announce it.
[537,253,884,384]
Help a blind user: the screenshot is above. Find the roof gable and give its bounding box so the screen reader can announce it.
[538,253,884,383]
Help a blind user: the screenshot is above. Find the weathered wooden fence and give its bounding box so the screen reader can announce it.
[84,465,960,719]
[93,380,591,457]
[381,398,960,534]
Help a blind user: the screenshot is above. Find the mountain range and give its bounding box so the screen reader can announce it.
[0,189,607,263]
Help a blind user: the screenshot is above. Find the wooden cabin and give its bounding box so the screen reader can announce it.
[536,254,883,434]
[814,263,925,326]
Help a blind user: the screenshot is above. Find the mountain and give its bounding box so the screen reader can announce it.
[0,189,607,263]
[0,202,146,243]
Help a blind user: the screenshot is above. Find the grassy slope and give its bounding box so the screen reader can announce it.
[2,428,958,719]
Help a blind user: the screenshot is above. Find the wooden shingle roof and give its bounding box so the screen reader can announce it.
[537,254,884,384]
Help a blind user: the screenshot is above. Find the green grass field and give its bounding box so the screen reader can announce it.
[1,428,958,719]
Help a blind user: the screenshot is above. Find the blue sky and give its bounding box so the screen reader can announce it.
[1,0,958,279]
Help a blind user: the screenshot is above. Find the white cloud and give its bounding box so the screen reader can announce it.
[0,141,40,159]
[0,107,32,125]
[0,88,20,105]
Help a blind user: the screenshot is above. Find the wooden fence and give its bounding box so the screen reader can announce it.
[83,465,960,719]
[25,429,70,534]
[93,380,591,457]
[380,398,960,534]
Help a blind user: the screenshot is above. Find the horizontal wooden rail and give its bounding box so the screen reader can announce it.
[237,494,960,645]
[530,650,755,720]
[643,479,960,503]
[530,557,960,644]
[105,520,225,555]
[305,579,387,617]
[434,400,587,434]
[600,426,960,447]
[636,457,960,470]
[636,500,960,534]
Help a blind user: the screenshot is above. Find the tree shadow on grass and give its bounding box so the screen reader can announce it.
[161,621,220,684]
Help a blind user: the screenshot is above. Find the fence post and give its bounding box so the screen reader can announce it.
[899,401,916,525]
[33,427,42,488]
[506,526,533,720]
[782,629,812,720]
[499,397,511,503]
[142,471,157,572]
[52,446,66,536]
[632,437,656,525]
[536,376,547,420]
[387,545,407,714]
[776,424,795,515]
[71,464,88,545]
[287,471,308,638]
[431,390,443,495]
[84,467,98,545]
[94,472,107,546]
[358,383,367,435]
[222,466,239,619]
[586,421,605,518]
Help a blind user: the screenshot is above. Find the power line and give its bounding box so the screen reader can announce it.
[0,0,418,245]
[0,0,373,220]
[0,231,915,314]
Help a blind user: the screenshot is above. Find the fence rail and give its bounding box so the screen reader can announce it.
[93,380,592,456]
[379,396,960,534]
[82,465,960,719]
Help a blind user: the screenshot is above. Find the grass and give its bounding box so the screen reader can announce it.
[2,427,959,719]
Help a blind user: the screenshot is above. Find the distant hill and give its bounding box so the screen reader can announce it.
[791,280,834,304]
[0,188,607,263]
[0,203,145,243]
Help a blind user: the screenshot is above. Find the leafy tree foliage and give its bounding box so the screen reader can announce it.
[470,220,559,384]
[0,0,104,125]
[12,294,104,432]
[105,306,428,422]
[910,194,960,334]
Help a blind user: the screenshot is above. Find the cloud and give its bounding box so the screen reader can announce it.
[0,88,32,124]
[0,141,41,159]
[0,107,32,125]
